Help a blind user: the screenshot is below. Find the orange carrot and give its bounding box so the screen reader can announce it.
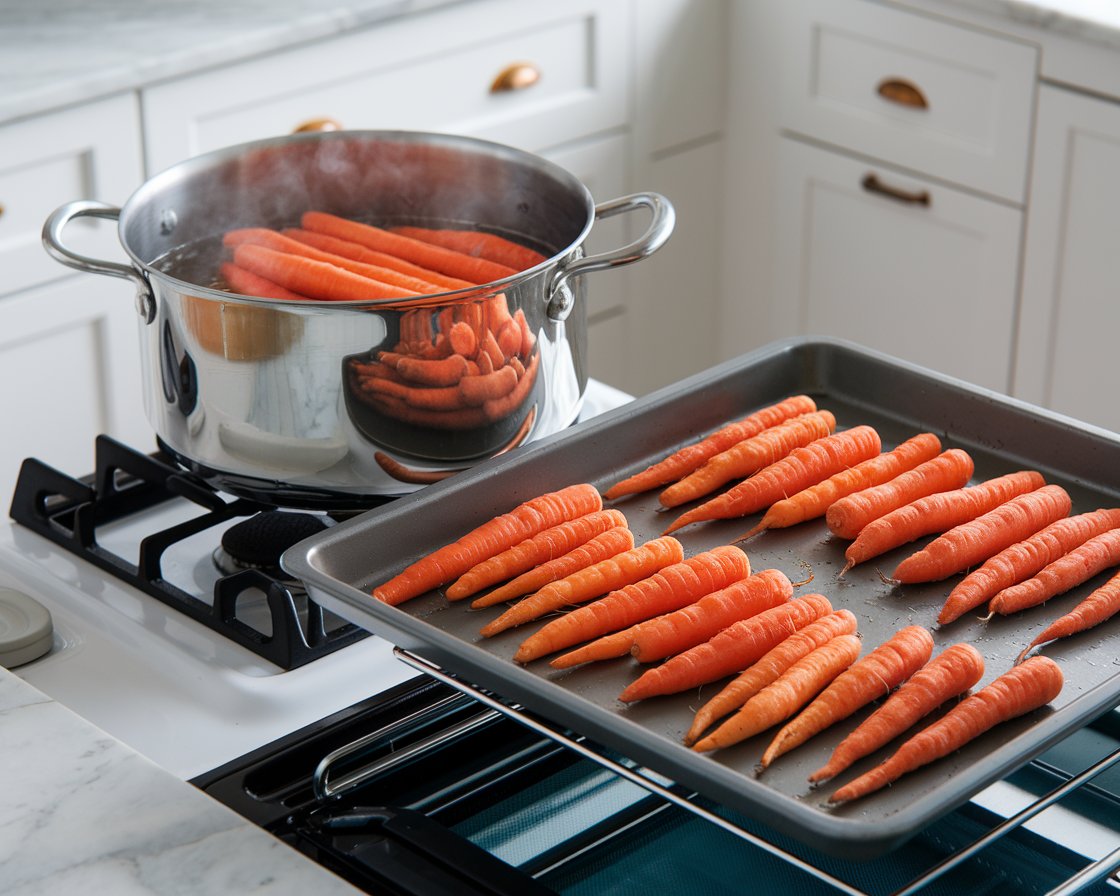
[603,395,818,500]
[692,634,863,753]
[810,643,984,784]
[889,485,1073,584]
[480,536,685,638]
[372,482,602,605]
[471,527,635,609]
[550,568,793,670]
[394,353,471,387]
[825,449,975,540]
[219,262,308,300]
[828,656,1063,804]
[445,509,628,601]
[459,365,518,406]
[663,427,882,535]
[618,593,834,703]
[223,227,449,295]
[758,626,934,768]
[512,545,751,663]
[988,527,1120,617]
[939,508,1120,625]
[284,228,476,290]
[302,211,518,285]
[233,243,415,301]
[1017,569,1120,662]
[389,225,548,272]
[658,411,837,509]
[841,471,1046,574]
[738,433,943,540]
[684,610,859,746]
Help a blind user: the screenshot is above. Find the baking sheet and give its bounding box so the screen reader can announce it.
[284,337,1120,858]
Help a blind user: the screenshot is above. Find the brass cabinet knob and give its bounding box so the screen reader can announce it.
[490,62,541,93]
[292,117,344,133]
[876,77,928,110]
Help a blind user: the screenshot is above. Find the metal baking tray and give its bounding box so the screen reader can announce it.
[284,337,1120,858]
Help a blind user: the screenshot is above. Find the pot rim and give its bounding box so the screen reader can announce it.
[118,129,597,310]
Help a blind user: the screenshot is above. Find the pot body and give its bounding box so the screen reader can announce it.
[44,131,673,509]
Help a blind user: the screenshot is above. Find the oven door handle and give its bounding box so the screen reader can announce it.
[308,805,557,896]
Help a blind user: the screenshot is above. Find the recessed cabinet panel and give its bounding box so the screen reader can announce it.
[772,137,1021,392]
[1016,86,1120,433]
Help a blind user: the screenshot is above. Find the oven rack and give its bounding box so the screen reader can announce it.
[393,648,1120,896]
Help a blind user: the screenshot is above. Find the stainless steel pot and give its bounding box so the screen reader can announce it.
[42,131,673,509]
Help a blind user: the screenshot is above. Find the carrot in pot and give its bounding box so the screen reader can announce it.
[828,656,1063,805]
[223,227,450,295]
[284,228,478,290]
[758,626,934,769]
[550,567,793,670]
[841,471,1047,574]
[617,593,834,703]
[471,526,635,609]
[809,642,984,785]
[825,449,975,540]
[219,262,308,301]
[692,634,863,753]
[394,353,471,387]
[737,433,943,541]
[663,426,882,535]
[301,211,519,285]
[603,395,818,500]
[658,411,837,509]
[361,376,469,412]
[889,485,1073,584]
[459,365,519,406]
[685,610,859,746]
[233,243,416,301]
[939,508,1120,625]
[987,527,1120,618]
[372,482,602,605]
[480,536,685,638]
[445,509,628,601]
[1017,569,1120,662]
[389,225,548,272]
[512,545,751,663]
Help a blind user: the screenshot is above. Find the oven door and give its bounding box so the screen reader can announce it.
[193,673,1120,896]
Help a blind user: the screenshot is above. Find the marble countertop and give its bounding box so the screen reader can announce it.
[0,667,361,895]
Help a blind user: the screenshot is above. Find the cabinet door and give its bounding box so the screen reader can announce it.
[772,137,1022,392]
[1015,86,1120,433]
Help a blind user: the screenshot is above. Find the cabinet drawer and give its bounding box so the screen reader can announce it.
[0,94,143,297]
[775,0,1036,204]
[142,0,629,173]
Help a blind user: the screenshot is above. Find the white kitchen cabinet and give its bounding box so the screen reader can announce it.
[1014,85,1120,433]
[0,95,148,504]
[772,137,1023,391]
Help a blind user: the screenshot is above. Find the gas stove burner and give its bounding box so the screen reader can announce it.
[214,511,329,581]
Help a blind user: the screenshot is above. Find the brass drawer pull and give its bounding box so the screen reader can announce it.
[876,77,928,110]
[490,62,541,93]
[861,173,931,207]
[292,117,343,133]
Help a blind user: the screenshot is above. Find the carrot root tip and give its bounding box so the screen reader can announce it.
[875,569,901,588]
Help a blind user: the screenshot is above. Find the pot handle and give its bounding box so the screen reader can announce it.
[42,200,156,323]
[546,192,675,321]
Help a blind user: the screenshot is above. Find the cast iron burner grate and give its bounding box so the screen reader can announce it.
[7,434,368,670]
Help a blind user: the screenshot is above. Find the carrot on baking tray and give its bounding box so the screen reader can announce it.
[602,395,818,500]
[828,656,1063,805]
[663,426,882,535]
[939,508,1120,625]
[512,545,750,663]
[738,432,942,540]
[480,536,685,638]
[810,642,985,785]
[685,609,858,747]
[658,411,837,509]
[618,593,834,703]
[825,448,975,540]
[372,482,602,606]
[1017,569,1120,662]
[757,625,934,769]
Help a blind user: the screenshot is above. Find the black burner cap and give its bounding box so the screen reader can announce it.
[221,511,329,569]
